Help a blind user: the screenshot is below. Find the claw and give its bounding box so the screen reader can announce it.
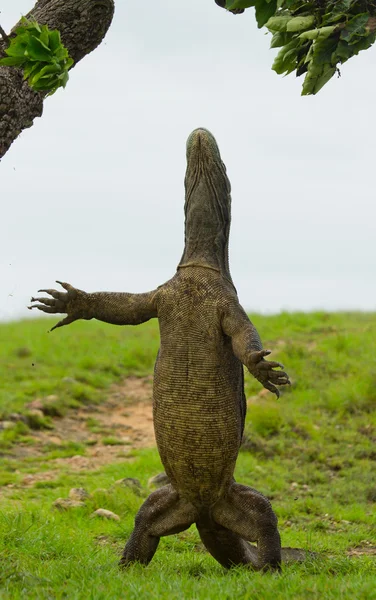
[38,288,66,301]
[260,379,280,398]
[50,314,77,332]
[259,361,285,371]
[28,304,57,314]
[251,349,271,362]
[32,296,56,306]
[56,280,74,292]
[269,373,289,385]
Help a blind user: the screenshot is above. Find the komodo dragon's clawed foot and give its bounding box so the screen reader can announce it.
[28,281,88,331]
[246,349,291,398]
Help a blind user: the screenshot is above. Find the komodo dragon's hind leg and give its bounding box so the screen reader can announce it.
[196,519,260,569]
[120,484,198,568]
[211,482,282,571]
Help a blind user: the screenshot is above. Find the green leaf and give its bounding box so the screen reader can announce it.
[302,63,336,95]
[272,38,300,75]
[30,63,61,85]
[13,25,28,36]
[0,56,26,67]
[225,0,255,8]
[26,18,41,33]
[286,16,316,33]
[340,13,369,43]
[3,17,72,94]
[5,35,29,58]
[39,26,51,50]
[58,70,69,87]
[53,45,70,60]
[64,57,74,70]
[330,0,353,16]
[270,31,293,48]
[31,75,59,91]
[312,35,338,66]
[23,61,43,80]
[26,36,52,62]
[299,26,337,41]
[48,30,61,53]
[266,16,292,32]
[335,40,352,61]
[321,11,346,26]
[255,0,278,28]
[346,32,376,55]
[15,18,40,36]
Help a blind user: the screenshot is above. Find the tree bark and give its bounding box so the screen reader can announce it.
[0,0,114,160]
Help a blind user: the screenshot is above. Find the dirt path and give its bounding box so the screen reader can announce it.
[15,377,155,474]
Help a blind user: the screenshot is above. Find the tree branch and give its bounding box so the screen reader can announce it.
[0,0,114,160]
[0,24,10,45]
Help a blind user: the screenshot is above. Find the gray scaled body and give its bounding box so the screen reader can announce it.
[30,129,293,571]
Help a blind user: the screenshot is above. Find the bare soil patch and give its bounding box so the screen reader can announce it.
[14,376,155,474]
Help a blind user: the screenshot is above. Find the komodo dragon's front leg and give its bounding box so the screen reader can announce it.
[28,281,158,331]
[222,298,290,398]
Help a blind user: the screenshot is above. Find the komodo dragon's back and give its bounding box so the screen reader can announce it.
[154,269,245,507]
[30,128,307,571]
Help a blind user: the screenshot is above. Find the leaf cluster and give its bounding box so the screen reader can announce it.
[0,17,73,96]
[225,1,376,94]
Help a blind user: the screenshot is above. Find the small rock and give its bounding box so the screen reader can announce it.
[45,395,59,402]
[115,477,143,495]
[26,399,44,411]
[27,409,44,419]
[0,421,15,430]
[91,508,120,521]
[69,488,90,502]
[9,413,26,422]
[148,472,170,489]
[53,498,85,510]
[62,377,77,384]
[22,474,36,485]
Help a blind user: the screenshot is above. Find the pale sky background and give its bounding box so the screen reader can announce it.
[1,0,375,322]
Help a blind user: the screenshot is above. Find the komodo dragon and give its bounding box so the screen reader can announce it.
[30,128,300,571]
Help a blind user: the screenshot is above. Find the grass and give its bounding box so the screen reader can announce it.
[0,313,375,599]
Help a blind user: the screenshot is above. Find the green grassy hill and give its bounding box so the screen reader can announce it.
[0,313,375,599]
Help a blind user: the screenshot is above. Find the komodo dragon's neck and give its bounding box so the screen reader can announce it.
[178,128,234,287]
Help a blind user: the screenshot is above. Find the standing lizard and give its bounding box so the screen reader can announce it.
[30,129,294,571]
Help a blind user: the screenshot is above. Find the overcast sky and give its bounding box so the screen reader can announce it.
[1,0,375,321]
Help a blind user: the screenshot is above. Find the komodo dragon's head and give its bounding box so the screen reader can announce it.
[179,128,234,285]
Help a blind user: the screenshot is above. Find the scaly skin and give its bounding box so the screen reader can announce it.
[30,129,298,572]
